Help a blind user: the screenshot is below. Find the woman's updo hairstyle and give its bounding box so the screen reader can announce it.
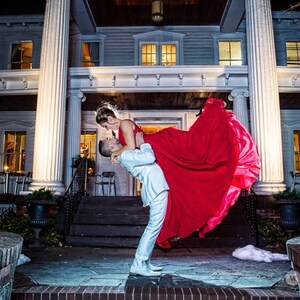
[95,102,118,125]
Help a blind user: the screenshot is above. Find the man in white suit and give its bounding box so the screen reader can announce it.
[99,132,169,277]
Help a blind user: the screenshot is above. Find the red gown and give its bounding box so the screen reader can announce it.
[118,98,260,248]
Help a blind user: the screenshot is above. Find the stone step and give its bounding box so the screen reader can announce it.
[69,223,252,238]
[79,196,143,206]
[69,224,145,237]
[65,235,259,249]
[66,195,258,248]
[73,213,149,225]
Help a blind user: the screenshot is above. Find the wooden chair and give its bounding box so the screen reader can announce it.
[14,172,32,195]
[0,172,6,194]
[94,172,116,196]
[290,171,300,190]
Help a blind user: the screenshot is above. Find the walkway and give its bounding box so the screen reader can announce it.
[12,246,300,299]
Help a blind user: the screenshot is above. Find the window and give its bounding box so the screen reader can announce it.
[142,44,157,66]
[81,131,97,176]
[294,131,300,173]
[161,44,177,66]
[3,131,26,173]
[141,43,177,66]
[134,30,184,65]
[218,41,242,66]
[10,41,33,69]
[81,42,100,67]
[286,42,300,66]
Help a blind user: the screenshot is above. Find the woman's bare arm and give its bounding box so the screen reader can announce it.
[111,119,136,162]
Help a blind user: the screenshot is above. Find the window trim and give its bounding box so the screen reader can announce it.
[139,41,179,66]
[276,29,300,66]
[9,40,34,70]
[81,34,106,67]
[133,30,185,65]
[1,130,27,173]
[286,41,300,67]
[213,33,246,65]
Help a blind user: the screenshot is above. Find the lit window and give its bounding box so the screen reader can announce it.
[81,42,100,67]
[286,42,300,66]
[142,44,157,66]
[3,131,26,173]
[294,130,300,173]
[161,44,177,66]
[141,43,177,66]
[80,131,97,176]
[10,42,33,69]
[218,41,242,66]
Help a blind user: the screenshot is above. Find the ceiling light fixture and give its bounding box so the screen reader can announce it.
[152,0,163,22]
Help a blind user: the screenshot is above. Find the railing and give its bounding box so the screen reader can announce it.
[61,157,88,235]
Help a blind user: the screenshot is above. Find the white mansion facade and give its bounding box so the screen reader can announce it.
[0,0,300,196]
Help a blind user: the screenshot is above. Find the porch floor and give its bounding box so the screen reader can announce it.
[12,246,300,299]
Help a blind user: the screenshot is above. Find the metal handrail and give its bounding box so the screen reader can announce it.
[61,157,89,235]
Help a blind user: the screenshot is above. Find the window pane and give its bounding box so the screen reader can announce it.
[161,43,177,66]
[230,41,242,59]
[286,42,300,66]
[219,42,230,60]
[141,44,157,66]
[3,131,26,173]
[11,42,33,69]
[82,42,100,67]
[81,131,97,176]
[219,41,242,65]
[294,131,300,173]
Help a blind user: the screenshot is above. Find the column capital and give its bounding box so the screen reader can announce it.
[228,89,249,101]
[68,90,86,102]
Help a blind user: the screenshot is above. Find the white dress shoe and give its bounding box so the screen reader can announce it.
[146,262,163,271]
[130,265,161,277]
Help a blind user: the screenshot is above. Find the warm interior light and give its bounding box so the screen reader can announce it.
[152,0,163,22]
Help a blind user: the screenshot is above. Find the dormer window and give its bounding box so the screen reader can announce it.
[10,41,33,69]
[141,43,177,66]
[81,42,100,67]
[218,41,242,66]
[286,41,300,66]
[134,30,185,66]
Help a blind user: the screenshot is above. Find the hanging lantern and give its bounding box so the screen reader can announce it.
[152,0,163,22]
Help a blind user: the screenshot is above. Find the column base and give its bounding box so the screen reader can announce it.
[253,181,286,195]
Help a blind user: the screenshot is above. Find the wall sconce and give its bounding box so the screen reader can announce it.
[152,0,163,22]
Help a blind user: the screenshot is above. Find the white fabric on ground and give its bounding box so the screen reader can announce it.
[17,254,31,266]
[232,244,289,262]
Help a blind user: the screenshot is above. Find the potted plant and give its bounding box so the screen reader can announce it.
[273,188,300,231]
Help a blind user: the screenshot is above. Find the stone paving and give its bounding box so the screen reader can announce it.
[12,246,300,295]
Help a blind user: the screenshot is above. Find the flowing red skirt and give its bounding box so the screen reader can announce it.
[143,98,260,248]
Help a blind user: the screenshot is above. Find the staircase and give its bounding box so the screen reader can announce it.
[65,195,258,248]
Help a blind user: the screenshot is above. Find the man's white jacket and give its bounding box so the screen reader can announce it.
[119,143,169,207]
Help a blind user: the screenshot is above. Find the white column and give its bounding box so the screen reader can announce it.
[228,89,250,130]
[30,0,70,193]
[64,91,86,187]
[245,0,285,194]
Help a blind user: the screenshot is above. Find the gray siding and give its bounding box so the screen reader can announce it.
[281,109,300,187]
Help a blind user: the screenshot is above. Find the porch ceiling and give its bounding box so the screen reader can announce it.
[1,1,299,27]
[0,92,299,111]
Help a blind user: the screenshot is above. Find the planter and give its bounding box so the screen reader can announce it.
[26,200,57,247]
[277,199,300,231]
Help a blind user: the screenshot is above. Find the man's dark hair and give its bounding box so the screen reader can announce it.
[98,140,111,157]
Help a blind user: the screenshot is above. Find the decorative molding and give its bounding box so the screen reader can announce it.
[0,66,299,95]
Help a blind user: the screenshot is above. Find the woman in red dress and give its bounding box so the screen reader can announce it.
[96,98,260,248]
